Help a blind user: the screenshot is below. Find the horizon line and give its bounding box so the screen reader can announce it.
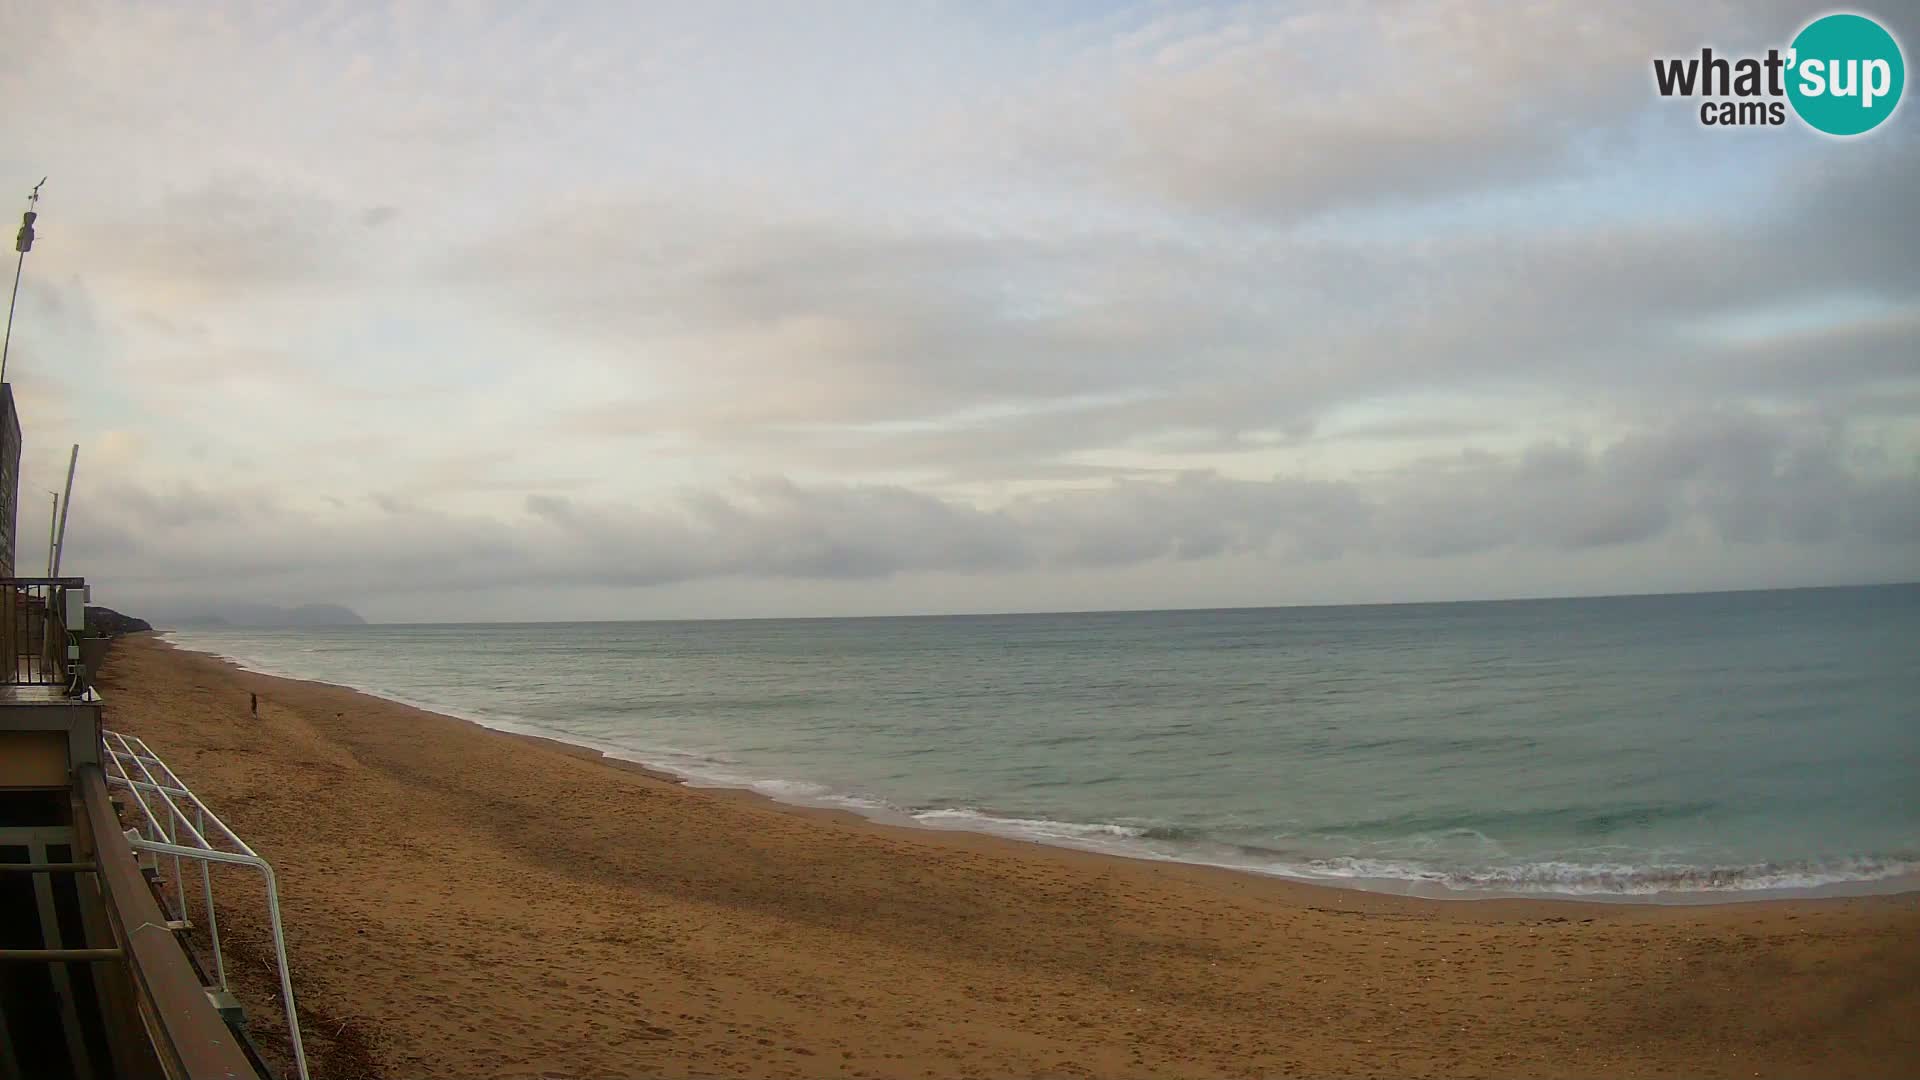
[142,578,1919,629]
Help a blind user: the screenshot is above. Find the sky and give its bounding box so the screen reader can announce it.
[0,0,1915,622]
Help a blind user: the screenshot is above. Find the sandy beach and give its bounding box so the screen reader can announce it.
[94,634,1919,1080]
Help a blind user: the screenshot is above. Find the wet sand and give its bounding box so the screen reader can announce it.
[96,634,1919,1079]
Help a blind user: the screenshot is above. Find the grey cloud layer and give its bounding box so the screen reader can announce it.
[1002,1,1819,220]
[69,410,1916,607]
[6,1,1916,615]
[444,131,1920,482]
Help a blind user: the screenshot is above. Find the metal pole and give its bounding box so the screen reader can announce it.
[197,803,226,991]
[45,491,58,576]
[51,444,76,577]
[0,248,23,384]
[1,178,45,387]
[256,859,309,1080]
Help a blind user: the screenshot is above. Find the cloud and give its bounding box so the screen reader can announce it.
[437,128,1920,484]
[5,1,1916,618]
[984,1,1808,222]
[64,410,1917,613]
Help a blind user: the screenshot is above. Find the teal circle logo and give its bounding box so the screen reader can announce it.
[1787,13,1905,135]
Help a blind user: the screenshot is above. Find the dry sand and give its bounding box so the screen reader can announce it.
[95,634,1919,1079]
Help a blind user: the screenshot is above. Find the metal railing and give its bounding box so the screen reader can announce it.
[103,729,309,1080]
[75,767,261,1080]
[2,576,87,691]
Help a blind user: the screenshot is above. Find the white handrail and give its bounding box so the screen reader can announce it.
[102,729,309,1080]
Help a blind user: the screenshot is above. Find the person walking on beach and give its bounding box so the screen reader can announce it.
[250,691,258,719]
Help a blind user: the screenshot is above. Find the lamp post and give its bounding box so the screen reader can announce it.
[1,178,46,387]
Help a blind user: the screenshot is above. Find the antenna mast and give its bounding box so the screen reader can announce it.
[0,178,46,386]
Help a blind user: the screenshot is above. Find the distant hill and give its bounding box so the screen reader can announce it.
[84,606,153,636]
[156,603,367,629]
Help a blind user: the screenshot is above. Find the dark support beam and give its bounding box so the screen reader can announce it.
[0,947,123,962]
[71,781,161,1080]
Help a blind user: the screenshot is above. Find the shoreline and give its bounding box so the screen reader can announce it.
[147,634,1571,918]
[155,630,1920,908]
[506,726,1920,908]
[94,632,1920,1078]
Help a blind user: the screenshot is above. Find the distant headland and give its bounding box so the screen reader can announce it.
[83,605,154,636]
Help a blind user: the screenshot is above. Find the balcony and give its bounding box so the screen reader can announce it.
[2,578,101,700]
[0,598,272,1078]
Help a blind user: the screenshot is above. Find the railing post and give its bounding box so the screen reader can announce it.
[197,804,226,992]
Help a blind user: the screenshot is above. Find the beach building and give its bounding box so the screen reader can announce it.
[0,381,290,1079]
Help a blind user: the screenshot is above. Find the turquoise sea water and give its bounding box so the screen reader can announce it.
[164,585,1920,900]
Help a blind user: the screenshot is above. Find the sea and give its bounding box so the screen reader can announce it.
[162,584,1920,902]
